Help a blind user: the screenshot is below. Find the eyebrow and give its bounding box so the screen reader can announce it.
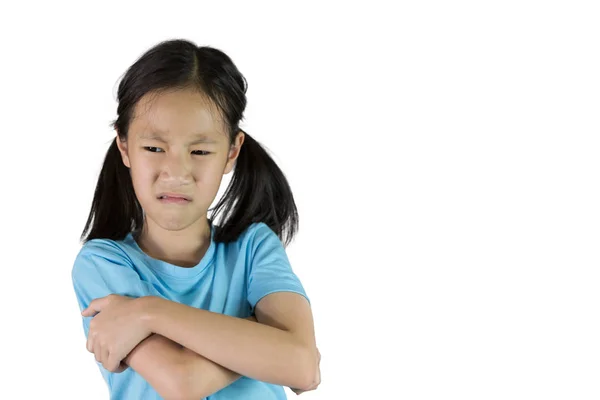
[139,132,219,145]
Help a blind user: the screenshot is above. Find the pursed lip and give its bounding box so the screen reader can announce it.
[157,192,192,201]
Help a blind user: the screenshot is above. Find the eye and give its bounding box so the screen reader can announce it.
[143,147,210,156]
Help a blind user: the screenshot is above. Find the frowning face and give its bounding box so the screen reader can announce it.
[116,88,244,235]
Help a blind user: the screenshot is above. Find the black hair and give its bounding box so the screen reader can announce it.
[80,39,298,246]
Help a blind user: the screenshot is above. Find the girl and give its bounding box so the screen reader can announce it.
[71,39,320,399]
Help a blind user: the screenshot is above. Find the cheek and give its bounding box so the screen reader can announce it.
[193,165,226,197]
[129,166,155,197]
[194,168,220,188]
[196,158,227,179]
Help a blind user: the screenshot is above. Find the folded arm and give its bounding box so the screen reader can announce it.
[138,292,317,391]
[124,316,257,400]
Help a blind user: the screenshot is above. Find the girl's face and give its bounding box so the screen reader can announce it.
[116,88,244,234]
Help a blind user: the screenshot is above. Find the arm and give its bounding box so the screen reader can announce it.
[125,315,257,399]
[143,223,319,391]
[177,319,252,398]
[139,291,317,390]
[72,246,250,399]
[122,334,189,399]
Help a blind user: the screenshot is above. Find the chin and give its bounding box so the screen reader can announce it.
[159,214,207,231]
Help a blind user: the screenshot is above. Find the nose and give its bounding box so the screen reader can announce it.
[161,150,193,182]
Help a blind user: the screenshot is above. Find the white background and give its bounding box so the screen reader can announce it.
[0,1,599,399]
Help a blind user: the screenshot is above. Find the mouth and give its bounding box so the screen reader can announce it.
[157,196,189,200]
[157,196,191,204]
[157,193,192,201]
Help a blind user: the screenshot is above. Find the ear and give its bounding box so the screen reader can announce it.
[115,133,131,168]
[224,131,245,174]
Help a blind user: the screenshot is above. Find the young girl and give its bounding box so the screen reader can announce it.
[71,39,320,399]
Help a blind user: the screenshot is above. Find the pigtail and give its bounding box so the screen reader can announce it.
[80,137,143,243]
[211,130,298,246]
[80,39,298,244]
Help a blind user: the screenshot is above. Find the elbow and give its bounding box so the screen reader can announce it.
[176,382,208,400]
[164,381,202,400]
[163,361,205,400]
[167,388,201,400]
[293,345,318,391]
[161,379,194,400]
[163,388,191,400]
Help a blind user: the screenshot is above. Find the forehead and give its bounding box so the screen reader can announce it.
[129,89,227,142]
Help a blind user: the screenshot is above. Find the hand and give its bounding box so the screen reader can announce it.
[291,347,321,395]
[82,294,152,373]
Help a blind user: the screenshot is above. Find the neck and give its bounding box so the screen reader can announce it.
[135,217,212,268]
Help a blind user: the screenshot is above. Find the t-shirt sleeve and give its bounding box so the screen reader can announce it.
[71,239,158,384]
[246,223,310,313]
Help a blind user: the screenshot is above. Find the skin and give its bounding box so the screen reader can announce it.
[116,88,244,266]
[84,87,322,395]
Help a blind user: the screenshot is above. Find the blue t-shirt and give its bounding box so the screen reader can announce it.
[71,222,309,400]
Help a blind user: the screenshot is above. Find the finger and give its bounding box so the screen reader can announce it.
[315,367,321,387]
[82,298,104,317]
[82,301,95,317]
[107,346,126,373]
[102,347,110,370]
[106,354,120,373]
[114,361,129,373]
[86,335,94,353]
[93,345,102,364]
[82,295,113,316]
[316,358,321,381]
[81,308,98,317]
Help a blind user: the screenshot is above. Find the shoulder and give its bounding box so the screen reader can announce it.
[248,222,277,240]
[71,235,157,302]
[72,236,134,276]
[237,222,281,251]
[216,222,278,249]
[213,223,283,267]
[77,236,132,262]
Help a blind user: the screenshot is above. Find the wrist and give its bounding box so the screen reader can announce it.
[136,295,162,333]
